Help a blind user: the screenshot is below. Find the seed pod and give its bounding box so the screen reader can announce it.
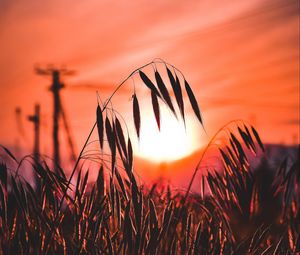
[151,91,160,130]
[96,105,104,149]
[185,79,203,126]
[133,94,141,138]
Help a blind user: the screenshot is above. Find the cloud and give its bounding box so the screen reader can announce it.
[0,0,298,150]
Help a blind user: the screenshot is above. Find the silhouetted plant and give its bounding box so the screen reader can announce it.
[0,60,299,254]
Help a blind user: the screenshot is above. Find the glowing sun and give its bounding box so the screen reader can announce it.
[136,113,198,163]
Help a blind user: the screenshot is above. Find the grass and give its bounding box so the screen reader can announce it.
[0,60,299,254]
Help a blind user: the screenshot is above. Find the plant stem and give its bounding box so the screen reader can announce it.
[183,119,245,202]
[54,60,161,220]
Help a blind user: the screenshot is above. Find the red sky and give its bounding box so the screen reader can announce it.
[0,0,299,173]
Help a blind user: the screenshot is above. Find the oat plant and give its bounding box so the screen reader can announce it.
[0,60,299,254]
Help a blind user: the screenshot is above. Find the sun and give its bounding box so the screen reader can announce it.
[135,112,199,163]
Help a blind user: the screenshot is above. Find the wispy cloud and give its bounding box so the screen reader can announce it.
[0,0,298,149]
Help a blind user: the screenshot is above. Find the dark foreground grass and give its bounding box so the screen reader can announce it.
[0,145,299,254]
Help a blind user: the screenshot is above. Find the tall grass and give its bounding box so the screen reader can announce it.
[0,60,299,254]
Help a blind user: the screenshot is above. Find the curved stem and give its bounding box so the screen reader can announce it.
[152,58,186,79]
[54,59,160,221]
[183,119,246,202]
[49,59,216,249]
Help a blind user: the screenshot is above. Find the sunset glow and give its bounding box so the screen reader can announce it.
[0,0,298,169]
[137,113,196,162]
[0,2,298,253]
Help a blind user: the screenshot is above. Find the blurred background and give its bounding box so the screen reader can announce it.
[0,0,299,186]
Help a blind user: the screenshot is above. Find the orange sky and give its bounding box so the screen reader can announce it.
[0,0,299,166]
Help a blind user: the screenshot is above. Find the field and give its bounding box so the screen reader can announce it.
[0,61,299,254]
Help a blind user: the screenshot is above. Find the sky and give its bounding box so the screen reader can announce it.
[0,0,299,169]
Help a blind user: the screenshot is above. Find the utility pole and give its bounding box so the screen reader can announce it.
[28,104,41,191]
[14,107,22,159]
[51,70,64,168]
[35,66,75,172]
[28,104,40,163]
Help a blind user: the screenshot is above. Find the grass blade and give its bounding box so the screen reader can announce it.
[0,145,18,164]
[105,117,116,172]
[184,79,203,125]
[151,90,160,130]
[133,94,141,138]
[96,104,104,149]
[155,70,175,115]
[251,126,265,152]
[139,70,160,97]
[166,67,184,121]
